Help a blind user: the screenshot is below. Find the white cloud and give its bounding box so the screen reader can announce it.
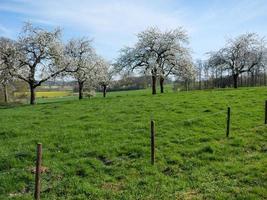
[0,1,186,32]
[0,0,266,60]
[0,0,190,59]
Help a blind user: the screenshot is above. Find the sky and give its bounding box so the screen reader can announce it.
[0,0,267,62]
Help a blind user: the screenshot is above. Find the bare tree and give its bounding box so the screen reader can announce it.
[208,33,266,88]
[115,27,191,94]
[195,59,203,90]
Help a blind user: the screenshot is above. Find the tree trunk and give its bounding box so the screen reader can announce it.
[103,85,107,97]
[264,68,267,86]
[152,75,156,95]
[78,81,84,100]
[250,71,254,87]
[233,74,239,89]
[160,77,164,93]
[2,83,8,103]
[199,76,202,90]
[30,84,36,105]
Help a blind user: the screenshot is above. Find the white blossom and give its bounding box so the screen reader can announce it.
[208,33,266,88]
[115,26,193,94]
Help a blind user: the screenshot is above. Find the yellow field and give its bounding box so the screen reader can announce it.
[14,91,73,98]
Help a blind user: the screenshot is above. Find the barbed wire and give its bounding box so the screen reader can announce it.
[236,123,266,134]
[1,125,266,177]
[1,104,266,171]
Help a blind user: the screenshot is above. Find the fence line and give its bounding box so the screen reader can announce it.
[178,110,225,124]
[1,106,265,161]
[0,101,267,199]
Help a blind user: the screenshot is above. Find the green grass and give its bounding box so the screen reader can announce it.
[0,87,266,199]
[15,91,74,98]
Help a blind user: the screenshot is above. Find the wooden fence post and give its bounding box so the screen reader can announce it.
[150,120,155,165]
[226,107,231,137]
[265,100,267,124]
[34,143,42,200]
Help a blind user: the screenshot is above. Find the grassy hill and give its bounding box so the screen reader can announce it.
[0,87,266,199]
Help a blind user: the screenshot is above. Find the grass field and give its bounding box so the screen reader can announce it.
[14,91,74,99]
[0,87,267,199]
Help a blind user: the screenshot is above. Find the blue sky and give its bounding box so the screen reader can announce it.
[0,0,266,61]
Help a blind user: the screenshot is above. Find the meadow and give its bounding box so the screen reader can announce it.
[14,91,74,99]
[0,87,266,199]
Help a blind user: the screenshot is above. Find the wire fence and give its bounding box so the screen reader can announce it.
[0,101,266,200]
[178,110,225,124]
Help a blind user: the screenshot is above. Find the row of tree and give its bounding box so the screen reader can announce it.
[177,33,267,91]
[0,23,111,104]
[114,31,267,93]
[189,58,267,90]
[1,23,267,104]
[207,33,266,88]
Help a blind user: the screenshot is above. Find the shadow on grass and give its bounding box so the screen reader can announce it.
[0,98,77,109]
[0,102,26,109]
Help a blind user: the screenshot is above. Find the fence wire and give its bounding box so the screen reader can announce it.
[1,105,266,177]
[178,110,225,124]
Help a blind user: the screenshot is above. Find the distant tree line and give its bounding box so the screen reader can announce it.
[98,75,173,92]
[175,62,267,91]
[175,33,267,91]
